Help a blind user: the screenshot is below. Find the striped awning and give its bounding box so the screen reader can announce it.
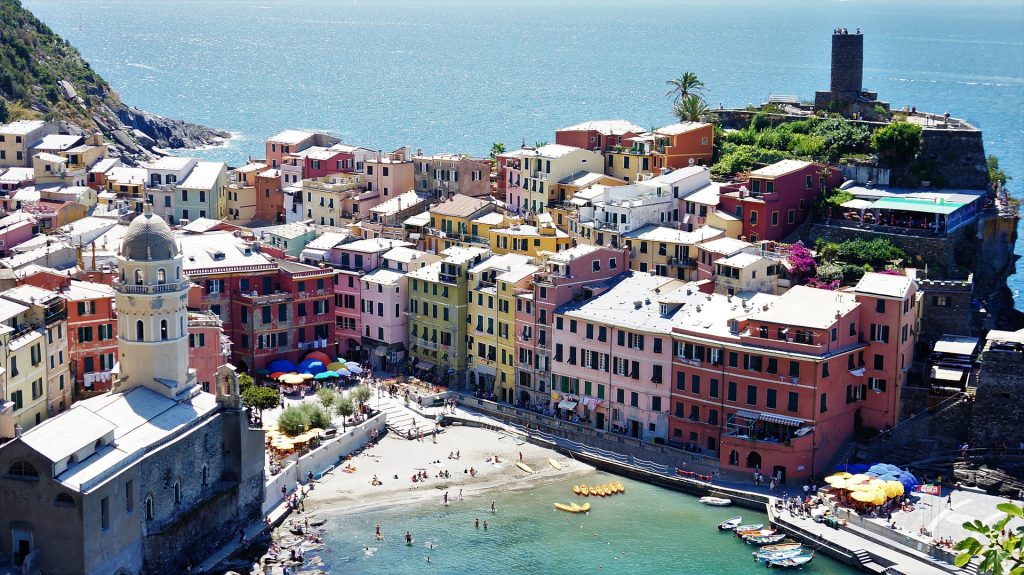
[733,409,761,421]
[415,360,435,371]
[759,413,805,427]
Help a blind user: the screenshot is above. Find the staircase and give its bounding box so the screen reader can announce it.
[826,437,858,473]
[374,396,439,440]
[857,394,965,464]
[850,549,885,573]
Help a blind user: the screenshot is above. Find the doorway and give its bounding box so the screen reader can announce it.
[773,465,787,484]
[596,412,605,430]
[629,419,640,438]
[12,525,32,566]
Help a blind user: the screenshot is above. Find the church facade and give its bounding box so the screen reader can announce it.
[0,206,265,574]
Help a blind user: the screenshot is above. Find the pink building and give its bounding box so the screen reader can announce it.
[554,119,645,152]
[324,238,413,361]
[513,245,628,410]
[0,212,36,258]
[550,272,681,438]
[187,311,230,393]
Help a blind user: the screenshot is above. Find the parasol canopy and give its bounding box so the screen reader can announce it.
[269,371,286,380]
[299,373,315,380]
[314,371,338,381]
[335,368,351,377]
[297,359,326,375]
[346,364,364,374]
[304,351,332,364]
[884,480,905,498]
[268,359,297,373]
[256,368,271,376]
[326,362,346,371]
[280,373,305,385]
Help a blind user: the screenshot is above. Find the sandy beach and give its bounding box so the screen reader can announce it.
[300,424,595,516]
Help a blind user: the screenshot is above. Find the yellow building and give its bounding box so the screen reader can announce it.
[0,298,50,433]
[426,193,501,253]
[516,144,603,215]
[225,162,265,223]
[466,253,533,400]
[488,221,572,257]
[104,166,148,212]
[494,260,538,403]
[622,224,724,280]
[302,173,365,227]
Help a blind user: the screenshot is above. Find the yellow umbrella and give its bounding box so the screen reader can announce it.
[872,491,887,506]
[281,374,305,385]
[327,362,345,371]
[847,474,871,485]
[885,480,905,497]
[850,491,876,502]
[868,478,887,488]
[299,373,315,380]
[825,478,849,490]
[834,472,852,479]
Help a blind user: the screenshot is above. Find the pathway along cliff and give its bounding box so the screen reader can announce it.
[0,0,228,162]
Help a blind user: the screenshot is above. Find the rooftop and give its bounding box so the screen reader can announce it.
[370,190,429,216]
[547,244,603,263]
[751,159,814,178]
[471,212,506,226]
[89,157,120,174]
[383,246,427,264]
[716,251,766,268]
[698,236,752,255]
[0,119,45,136]
[275,258,325,274]
[557,119,645,136]
[623,224,723,245]
[181,217,224,234]
[234,162,267,174]
[492,224,568,238]
[403,212,431,227]
[179,161,226,190]
[65,279,116,300]
[33,152,67,164]
[268,129,315,145]
[1,284,62,307]
[142,156,195,172]
[559,171,615,187]
[521,143,584,159]
[0,167,34,183]
[32,134,82,151]
[561,272,685,333]
[0,298,29,322]
[683,182,722,205]
[406,261,442,282]
[179,232,273,273]
[655,121,711,136]
[257,221,315,240]
[336,238,412,254]
[439,245,489,265]
[303,231,350,251]
[854,272,914,299]
[933,335,979,356]
[754,285,859,329]
[430,194,494,218]
[362,267,405,286]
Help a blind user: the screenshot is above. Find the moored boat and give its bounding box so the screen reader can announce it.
[718,516,743,530]
[768,552,814,569]
[759,543,801,554]
[754,548,803,564]
[737,528,776,539]
[746,533,787,546]
[572,485,581,495]
[732,523,763,533]
[699,496,732,506]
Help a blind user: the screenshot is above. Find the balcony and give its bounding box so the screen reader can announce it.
[297,339,331,350]
[237,290,292,305]
[418,340,439,351]
[438,272,459,284]
[114,280,191,295]
[669,257,696,268]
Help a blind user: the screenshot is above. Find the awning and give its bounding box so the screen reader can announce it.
[931,366,965,382]
[569,197,589,206]
[415,360,435,371]
[840,198,873,210]
[557,400,578,410]
[733,409,761,421]
[759,413,805,427]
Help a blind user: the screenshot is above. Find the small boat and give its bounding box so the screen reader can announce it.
[738,529,777,539]
[549,458,561,470]
[580,485,590,496]
[759,543,801,554]
[616,481,625,493]
[572,485,581,495]
[754,548,803,563]
[768,552,814,569]
[718,516,743,530]
[699,496,732,506]
[732,523,763,533]
[516,462,534,473]
[554,502,589,513]
[746,533,787,546]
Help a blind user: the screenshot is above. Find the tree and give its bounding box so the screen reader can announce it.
[954,502,1023,575]
[352,385,372,406]
[242,386,280,414]
[489,142,506,160]
[277,406,307,436]
[988,155,1010,187]
[871,121,922,164]
[336,397,355,431]
[304,405,332,430]
[665,72,706,102]
[0,99,8,124]
[317,388,336,411]
[673,94,712,123]
[238,372,254,393]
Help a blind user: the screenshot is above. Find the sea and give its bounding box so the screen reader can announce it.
[313,471,857,574]
[22,0,1024,307]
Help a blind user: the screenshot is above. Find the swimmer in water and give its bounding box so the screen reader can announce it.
[475,518,479,529]
[405,531,413,545]
[375,523,383,540]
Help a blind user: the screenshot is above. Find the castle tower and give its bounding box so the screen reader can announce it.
[830,31,863,99]
[112,204,196,399]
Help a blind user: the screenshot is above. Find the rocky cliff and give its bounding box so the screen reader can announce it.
[0,0,227,163]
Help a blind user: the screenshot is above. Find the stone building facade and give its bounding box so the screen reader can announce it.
[0,207,264,574]
[968,330,1024,447]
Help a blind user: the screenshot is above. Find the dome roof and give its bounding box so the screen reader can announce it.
[120,207,179,261]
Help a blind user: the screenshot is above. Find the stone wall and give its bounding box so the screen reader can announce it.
[917,275,976,342]
[808,222,968,269]
[918,128,989,190]
[969,345,1024,447]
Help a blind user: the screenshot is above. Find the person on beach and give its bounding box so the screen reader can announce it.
[459,488,463,500]
[491,501,496,513]
[519,451,523,463]
[443,491,448,506]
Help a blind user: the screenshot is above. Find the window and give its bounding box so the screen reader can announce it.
[787,209,795,224]
[691,375,700,394]
[126,480,134,513]
[134,269,144,285]
[787,392,799,413]
[101,496,110,530]
[766,389,777,409]
[651,396,662,412]
[709,378,719,398]
[609,258,617,269]
[820,393,828,413]
[652,365,663,383]
[771,211,779,226]
[746,385,757,406]
[821,362,830,378]
[869,377,887,392]
[932,295,950,307]
[629,391,639,407]
[875,299,886,313]
[749,210,758,225]
[136,320,144,341]
[653,338,662,354]
[592,260,601,272]
[7,461,38,478]
[874,354,884,370]
[727,381,737,402]
[160,320,169,341]
[145,496,154,521]
[789,361,800,379]
[55,493,75,507]
[173,480,182,504]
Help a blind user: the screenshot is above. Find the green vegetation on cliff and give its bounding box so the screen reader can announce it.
[0,0,117,128]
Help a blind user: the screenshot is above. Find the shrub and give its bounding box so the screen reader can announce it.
[305,405,332,430]
[278,406,307,436]
[317,388,336,410]
[242,385,280,413]
[815,262,844,283]
[352,385,372,406]
[871,121,922,164]
[841,264,867,283]
[238,372,254,393]
[814,118,870,160]
[786,242,817,283]
[711,145,788,179]
[836,238,907,268]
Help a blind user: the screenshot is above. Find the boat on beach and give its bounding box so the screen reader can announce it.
[718,516,743,530]
[699,496,732,506]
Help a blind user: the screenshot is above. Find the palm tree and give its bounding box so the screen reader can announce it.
[673,94,712,123]
[665,72,706,102]
[489,142,506,160]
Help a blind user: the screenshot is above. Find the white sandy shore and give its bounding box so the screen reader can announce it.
[300,425,595,516]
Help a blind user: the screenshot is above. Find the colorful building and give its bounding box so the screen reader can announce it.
[508,144,603,215]
[554,120,645,153]
[717,160,841,242]
[413,152,491,199]
[363,149,415,202]
[175,161,228,223]
[1,285,70,421]
[622,224,723,280]
[0,120,54,168]
[650,121,715,171]
[426,193,502,253]
[488,221,572,257]
[406,246,490,387]
[187,310,231,393]
[63,280,118,396]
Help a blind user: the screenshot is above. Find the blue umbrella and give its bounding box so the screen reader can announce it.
[867,464,889,476]
[335,368,351,377]
[268,359,297,373]
[898,470,919,491]
[314,370,338,381]
[297,359,326,375]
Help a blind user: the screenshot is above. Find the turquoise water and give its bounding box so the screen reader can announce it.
[315,471,856,574]
[22,0,1024,306]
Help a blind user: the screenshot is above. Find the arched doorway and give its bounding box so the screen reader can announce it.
[728,450,740,466]
[519,390,530,406]
[746,451,762,469]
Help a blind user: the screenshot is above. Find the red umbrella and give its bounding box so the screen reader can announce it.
[304,351,331,364]
[269,371,286,379]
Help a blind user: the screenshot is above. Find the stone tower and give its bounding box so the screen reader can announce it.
[112,204,196,399]
[830,31,863,101]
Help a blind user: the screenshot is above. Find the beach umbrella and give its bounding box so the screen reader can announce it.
[850,491,876,503]
[872,491,887,506]
[898,471,919,491]
[269,371,286,380]
[884,481,904,498]
[297,359,326,375]
[867,478,887,489]
[268,359,297,373]
[336,357,348,365]
[346,364,364,374]
[314,371,338,381]
[281,373,305,385]
[304,351,332,364]
[848,474,871,484]
[299,373,315,380]
[867,464,889,476]
[335,368,351,377]
[326,362,346,371]
[847,463,870,474]
[825,478,849,490]
[256,368,271,376]
[825,473,850,484]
